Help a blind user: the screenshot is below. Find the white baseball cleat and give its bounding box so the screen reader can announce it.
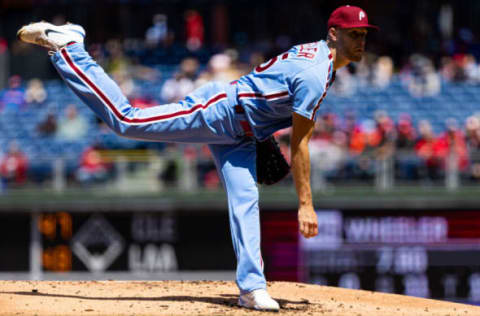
[238,289,280,311]
[17,22,85,50]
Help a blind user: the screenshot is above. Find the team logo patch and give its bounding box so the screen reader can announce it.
[359,11,365,21]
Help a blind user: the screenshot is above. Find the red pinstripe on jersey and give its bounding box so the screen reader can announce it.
[60,47,227,124]
[311,54,334,120]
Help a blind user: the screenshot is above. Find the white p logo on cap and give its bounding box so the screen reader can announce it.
[359,11,365,21]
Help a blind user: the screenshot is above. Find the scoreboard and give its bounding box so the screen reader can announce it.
[262,209,480,304]
[2,208,480,304]
[0,212,235,274]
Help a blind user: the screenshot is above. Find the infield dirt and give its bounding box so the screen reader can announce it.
[0,280,479,316]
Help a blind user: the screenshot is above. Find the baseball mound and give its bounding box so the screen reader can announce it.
[1,280,479,316]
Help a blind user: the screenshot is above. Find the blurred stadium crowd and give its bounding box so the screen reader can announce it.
[2,1,480,191]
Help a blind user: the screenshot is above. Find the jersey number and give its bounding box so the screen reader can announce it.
[255,53,290,73]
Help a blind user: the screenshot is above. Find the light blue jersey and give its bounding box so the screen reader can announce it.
[235,40,335,140]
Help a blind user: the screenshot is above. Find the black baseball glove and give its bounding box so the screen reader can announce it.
[256,136,290,185]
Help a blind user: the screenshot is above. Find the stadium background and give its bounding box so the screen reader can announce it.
[2,0,480,307]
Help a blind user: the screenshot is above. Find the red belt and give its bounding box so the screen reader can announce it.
[234,105,254,137]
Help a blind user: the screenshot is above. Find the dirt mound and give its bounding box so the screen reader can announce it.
[0,280,478,315]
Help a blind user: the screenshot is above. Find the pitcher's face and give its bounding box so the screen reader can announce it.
[337,27,368,62]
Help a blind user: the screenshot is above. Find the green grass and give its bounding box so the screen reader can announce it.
[1,185,480,211]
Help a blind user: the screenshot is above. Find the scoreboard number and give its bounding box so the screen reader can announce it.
[39,212,73,272]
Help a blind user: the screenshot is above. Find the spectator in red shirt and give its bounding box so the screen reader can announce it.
[396,114,417,149]
[433,118,469,173]
[75,146,109,184]
[415,120,441,180]
[0,141,28,189]
[185,10,204,51]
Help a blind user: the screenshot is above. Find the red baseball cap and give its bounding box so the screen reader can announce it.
[328,5,378,30]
